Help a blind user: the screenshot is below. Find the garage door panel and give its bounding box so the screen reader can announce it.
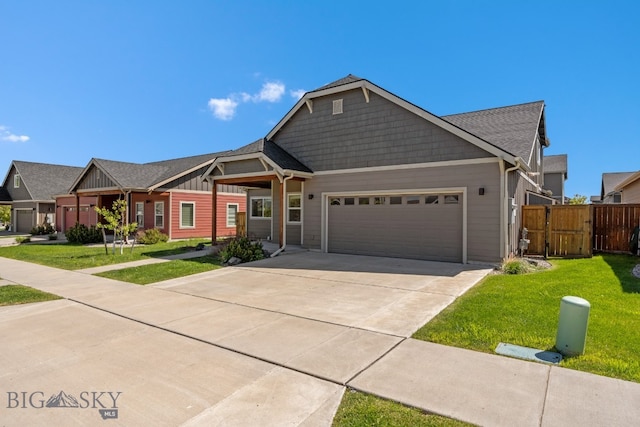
[328,195,462,262]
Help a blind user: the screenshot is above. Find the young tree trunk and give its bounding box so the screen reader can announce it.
[101,228,108,255]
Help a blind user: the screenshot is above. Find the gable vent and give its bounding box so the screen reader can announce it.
[332,99,343,115]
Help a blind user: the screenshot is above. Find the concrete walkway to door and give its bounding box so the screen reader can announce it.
[1,252,639,426]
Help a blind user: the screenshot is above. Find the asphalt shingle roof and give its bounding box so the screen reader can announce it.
[12,161,83,200]
[602,172,635,196]
[442,101,545,165]
[87,151,231,190]
[544,154,568,176]
[311,74,364,92]
[224,139,312,173]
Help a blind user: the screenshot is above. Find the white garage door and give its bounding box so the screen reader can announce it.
[327,193,463,262]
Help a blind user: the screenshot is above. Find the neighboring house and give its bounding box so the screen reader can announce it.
[61,153,246,239]
[614,170,640,203]
[598,172,635,204]
[203,74,553,264]
[0,161,83,232]
[543,154,568,204]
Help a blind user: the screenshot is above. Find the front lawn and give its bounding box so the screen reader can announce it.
[0,239,209,270]
[413,254,640,383]
[332,390,468,427]
[95,256,223,285]
[0,284,61,306]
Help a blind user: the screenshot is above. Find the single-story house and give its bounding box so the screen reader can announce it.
[62,152,246,239]
[204,74,554,264]
[543,154,568,204]
[614,170,640,203]
[597,172,636,204]
[0,161,83,232]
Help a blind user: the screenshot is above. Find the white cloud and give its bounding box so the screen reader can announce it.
[208,79,288,121]
[256,81,285,102]
[207,98,238,121]
[0,125,30,143]
[290,89,306,100]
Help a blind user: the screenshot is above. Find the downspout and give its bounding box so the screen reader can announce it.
[503,158,523,258]
[271,172,295,257]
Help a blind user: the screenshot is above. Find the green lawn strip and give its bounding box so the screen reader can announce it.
[332,390,469,427]
[0,239,209,270]
[0,284,62,306]
[413,254,640,383]
[95,256,223,285]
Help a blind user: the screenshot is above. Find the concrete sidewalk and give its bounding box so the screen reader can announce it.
[1,255,639,426]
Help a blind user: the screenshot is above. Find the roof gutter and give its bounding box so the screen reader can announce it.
[502,157,525,258]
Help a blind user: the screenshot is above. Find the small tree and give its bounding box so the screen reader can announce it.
[94,199,138,255]
[569,194,588,205]
[0,205,10,225]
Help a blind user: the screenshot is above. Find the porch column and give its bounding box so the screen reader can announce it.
[75,193,80,224]
[211,183,217,244]
[279,179,284,246]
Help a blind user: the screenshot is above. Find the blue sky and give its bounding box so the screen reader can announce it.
[1,1,638,198]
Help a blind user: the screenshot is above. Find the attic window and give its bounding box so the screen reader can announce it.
[14,174,20,188]
[332,99,343,115]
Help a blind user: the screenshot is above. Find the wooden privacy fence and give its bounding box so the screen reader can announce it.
[593,204,640,252]
[235,212,247,237]
[522,205,592,257]
[522,204,640,257]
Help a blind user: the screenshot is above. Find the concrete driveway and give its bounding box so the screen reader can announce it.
[0,252,491,426]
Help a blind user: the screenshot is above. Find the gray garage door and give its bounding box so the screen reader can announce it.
[327,193,463,262]
[15,210,34,233]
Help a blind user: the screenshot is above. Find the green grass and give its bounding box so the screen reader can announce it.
[0,284,61,306]
[413,254,640,383]
[95,256,223,284]
[0,239,209,270]
[332,390,469,427]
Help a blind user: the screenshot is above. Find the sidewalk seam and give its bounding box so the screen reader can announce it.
[539,365,553,426]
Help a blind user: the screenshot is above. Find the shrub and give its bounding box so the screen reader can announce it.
[65,223,103,244]
[218,237,265,264]
[15,236,30,244]
[30,224,56,235]
[137,228,169,245]
[501,255,533,274]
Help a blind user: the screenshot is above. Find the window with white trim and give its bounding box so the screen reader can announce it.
[135,202,144,227]
[180,202,195,228]
[154,201,164,228]
[14,174,20,188]
[250,197,272,219]
[287,193,301,223]
[227,203,238,227]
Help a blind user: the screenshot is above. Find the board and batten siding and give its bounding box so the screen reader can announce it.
[302,160,502,263]
[162,167,212,192]
[273,89,493,172]
[76,165,117,190]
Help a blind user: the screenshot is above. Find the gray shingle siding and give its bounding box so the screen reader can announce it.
[273,89,492,172]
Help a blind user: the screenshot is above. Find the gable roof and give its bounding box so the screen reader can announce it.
[2,161,83,201]
[601,172,635,198]
[543,154,568,178]
[267,74,545,171]
[614,170,640,192]
[71,152,230,193]
[202,139,313,179]
[442,101,548,167]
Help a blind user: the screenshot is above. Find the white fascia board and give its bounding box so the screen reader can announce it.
[614,170,640,191]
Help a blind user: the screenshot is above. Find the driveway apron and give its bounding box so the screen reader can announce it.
[0,253,491,425]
